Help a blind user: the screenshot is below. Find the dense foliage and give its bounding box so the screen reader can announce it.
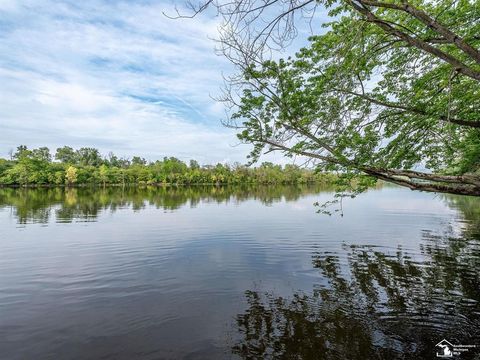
[208,0,480,195]
[0,145,334,186]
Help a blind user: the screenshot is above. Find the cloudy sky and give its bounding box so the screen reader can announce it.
[0,0,285,164]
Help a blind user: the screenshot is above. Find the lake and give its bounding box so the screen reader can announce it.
[0,185,479,359]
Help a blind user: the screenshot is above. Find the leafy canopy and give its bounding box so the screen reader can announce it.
[224,0,480,195]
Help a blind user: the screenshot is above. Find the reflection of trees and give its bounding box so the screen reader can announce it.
[233,198,480,359]
[0,184,331,224]
[233,290,388,360]
[443,194,480,237]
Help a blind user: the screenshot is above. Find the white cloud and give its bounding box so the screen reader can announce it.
[0,0,253,163]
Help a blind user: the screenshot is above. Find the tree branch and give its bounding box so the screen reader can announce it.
[358,0,480,64]
[335,88,480,128]
[348,0,480,82]
[258,139,480,196]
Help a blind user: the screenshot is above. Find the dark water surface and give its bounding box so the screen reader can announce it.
[0,185,479,359]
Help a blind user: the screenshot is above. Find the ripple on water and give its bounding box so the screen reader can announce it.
[0,186,479,360]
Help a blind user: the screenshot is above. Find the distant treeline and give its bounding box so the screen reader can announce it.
[0,145,336,186]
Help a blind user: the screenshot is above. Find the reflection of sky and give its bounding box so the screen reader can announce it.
[0,186,474,359]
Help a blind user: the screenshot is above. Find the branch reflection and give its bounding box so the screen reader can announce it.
[232,196,480,359]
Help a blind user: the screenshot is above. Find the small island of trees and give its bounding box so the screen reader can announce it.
[0,145,335,187]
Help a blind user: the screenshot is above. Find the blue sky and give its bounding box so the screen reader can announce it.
[0,0,326,164]
[0,0,261,163]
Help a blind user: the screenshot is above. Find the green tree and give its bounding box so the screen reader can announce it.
[13,145,29,160]
[32,147,52,163]
[0,158,12,177]
[3,163,29,185]
[55,146,77,164]
[98,164,109,187]
[192,0,480,196]
[65,166,78,186]
[76,147,102,166]
[189,159,200,170]
[0,145,334,186]
[3,146,48,185]
[51,171,65,185]
[132,156,146,166]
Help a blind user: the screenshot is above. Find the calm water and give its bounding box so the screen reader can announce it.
[0,185,479,359]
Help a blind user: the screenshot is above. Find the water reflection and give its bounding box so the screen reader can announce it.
[1,186,479,359]
[232,195,480,359]
[0,184,330,224]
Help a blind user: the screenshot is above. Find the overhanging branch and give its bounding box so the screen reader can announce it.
[259,138,480,196]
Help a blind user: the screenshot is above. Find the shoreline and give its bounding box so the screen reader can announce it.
[0,180,331,189]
